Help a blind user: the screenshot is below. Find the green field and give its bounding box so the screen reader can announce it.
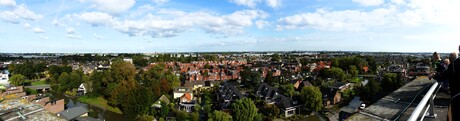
[31,80,48,86]
[78,96,123,114]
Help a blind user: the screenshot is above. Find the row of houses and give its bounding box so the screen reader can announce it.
[1,86,90,121]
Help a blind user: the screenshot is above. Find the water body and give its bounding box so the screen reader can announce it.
[49,93,130,121]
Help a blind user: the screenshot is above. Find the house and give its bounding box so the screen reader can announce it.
[321,88,342,106]
[184,80,215,92]
[123,58,133,64]
[179,93,196,112]
[293,80,313,90]
[255,83,302,117]
[339,97,362,121]
[152,95,170,108]
[77,83,90,95]
[217,82,244,109]
[22,94,37,102]
[173,87,193,99]
[32,97,50,106]
[387,64,407,77]
[329,82,350,92]
[57,106,89,121]
[180,93,193,103]
[276,96,302,117]
[0,70,9,86]
[361,79,369,87]
[5,86,23,95]
[44,99,65,114]
[255,83,282,104]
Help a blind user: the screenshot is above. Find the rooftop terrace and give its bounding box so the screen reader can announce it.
[348,76,449,121]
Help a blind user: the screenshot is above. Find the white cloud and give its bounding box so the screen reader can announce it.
[52,19,67,26]
[0,4,43,24]
[11,5,43,20]
[277,0,460,31]
[277,8,396,31]
[74,10,268,37]
[74,11,116,26]
[391,0,406,5]
[152,0,169,4]
[66,27,75,34]
[229,0,260,8]
[266,0,282,8]
[255,20,269,29]
[0,0,16,7]
[23,22,30,29]
[67,34,82,39]
[127,4,155,18]
[39,35,49,40]
[352,0,384,6]
[0,11,19,23]
[79,0,135,14]
[32,27,45,33]
[93,33,102,40]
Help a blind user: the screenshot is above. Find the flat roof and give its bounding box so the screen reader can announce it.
[347,77,435,121]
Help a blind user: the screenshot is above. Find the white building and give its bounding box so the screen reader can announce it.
[173,87,193,99]
[0,71,10,86]
[123,58,133,64]
[78,83,88,94]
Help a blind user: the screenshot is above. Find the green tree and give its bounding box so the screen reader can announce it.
[253,113,263,121]
[349,65,359,78]
[231,98,257,121]
[121,86,155,119]
[136,114,154,121]
[381,73,403,93]
[208,110,232,121]
[133,55,149,67]
[360,79,382,102]
[320,67,346,81]
[191,112,199,121]
[9,74,26,86]
[57,72,70,93]
[262,104,280,118]
[159,102,170,118]
[265,71,276,85]
[300,86,323,112]
[69,71,83,90]
[105,61,138,106]
[271,53,281,61]
[175,109,190,121]
[282,84,295,98]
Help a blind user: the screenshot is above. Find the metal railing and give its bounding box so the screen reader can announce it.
[408,82,440,121]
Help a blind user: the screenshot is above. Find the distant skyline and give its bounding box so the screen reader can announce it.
[0,0,459,53]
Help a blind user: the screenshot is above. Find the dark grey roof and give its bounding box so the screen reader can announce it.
[303,81,313,87]
[218,82,244,109]
[321,88,338,99]
[329,82,347,89]
[255,83,299,109]
[74,116,99,121]
[276,95,294,109]
[58,106,89,120]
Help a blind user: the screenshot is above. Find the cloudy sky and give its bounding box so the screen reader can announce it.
[0,0,459,53]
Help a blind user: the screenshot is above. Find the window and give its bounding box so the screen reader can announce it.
[288,110,295,115]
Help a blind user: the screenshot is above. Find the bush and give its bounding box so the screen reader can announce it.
[25,88,38,95]
[65,88,78,97]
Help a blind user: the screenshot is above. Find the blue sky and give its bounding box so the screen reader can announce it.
[0,0,459,53]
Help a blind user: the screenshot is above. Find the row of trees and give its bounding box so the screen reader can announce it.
[8,62,47,79]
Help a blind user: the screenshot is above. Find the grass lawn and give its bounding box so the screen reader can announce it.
[78,96,122,114]
[31,80,48,86]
